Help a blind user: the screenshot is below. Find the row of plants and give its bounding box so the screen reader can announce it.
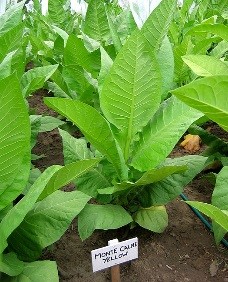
[0,0,227,280]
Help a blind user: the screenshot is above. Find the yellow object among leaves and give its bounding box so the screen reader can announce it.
[180,134,201,153]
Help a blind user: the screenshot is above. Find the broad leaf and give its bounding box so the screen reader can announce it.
[9,260,59,282]
[21,65,58,97]
[44,98,128,180]
[9,191,91,261]
[32,115,65,132]
[158,36,174,100]
[0,75,30,211]
[64,34,101,78]
[83,0,110,43]
[187,24,228,41]
[131,96,203,171]
[212,167,228,210]
[98,46,113,92]
[134,206,168,233]
[171,75,228,132]
[186,202,228,231]
[78,204,132,240]
[59,129,93,164]
[39,159,101,200]
[0,23,24,66]
[0,1,24,36]
[182,55,228,76]
[100,30,161,161]
[141,0,176,52]
[211,167,228,244]
[98,165,187,195]
[0,166,61,254]
[138,156,207,207]
[0,253,24,276]
[48,0,66,26]
[136,165,187,186]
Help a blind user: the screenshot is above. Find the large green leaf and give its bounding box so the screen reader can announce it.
[64,34,101,78]
[100,30,161,161]
[83,0,110,43]
[9,260,59,282]
[138,156,207,207]
[136,165,187,186]
[0,166,61,254]
[0,23,24,63]
[182,55,228,76]
[39,159,101,200]
[134,205,168,233]
[48,0,67,26]
[212,167,228,210]
[44,98,128,180]
[211,167,228,244]
[186,202,228,231]
[141,0,176,52]
[131,96,203,171]
[211,40,228,58]
[78,204,132,240]
[98,165,187,195]
[59,129,93,164]
[21,65,58,97]
[98,46,113,92]
[187,24,228,41]
[0,253,24,276]
[158,36,174,100]
[8,190,91,261]
[173,36,193,83]
[0,1,24,36]
[0,75,30,211]
[171,75,228,132]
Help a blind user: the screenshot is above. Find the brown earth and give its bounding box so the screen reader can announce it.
[28,90,228,282]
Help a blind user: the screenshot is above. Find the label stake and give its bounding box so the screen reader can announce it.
[108,239,121,282]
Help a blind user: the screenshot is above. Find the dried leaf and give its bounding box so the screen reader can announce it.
[180,134,201,153]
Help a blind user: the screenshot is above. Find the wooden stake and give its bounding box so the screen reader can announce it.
[108,239,121,282]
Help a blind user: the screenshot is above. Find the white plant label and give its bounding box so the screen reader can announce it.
[91,237,138,272]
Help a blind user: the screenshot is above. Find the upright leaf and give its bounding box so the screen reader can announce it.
[0,1,24,36]
[0,23,24,62]
[131,96,203,171]
[44,98,128,180]
[158,36,174,100]
[48,0,67,26]
[0,75,30,211]
[100,30,161,161]
[83,0,110,43]
[141,0,176,52]
[171,75,228,131]
[64,34,101,78]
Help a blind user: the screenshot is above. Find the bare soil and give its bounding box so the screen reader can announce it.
[28,90,228,282]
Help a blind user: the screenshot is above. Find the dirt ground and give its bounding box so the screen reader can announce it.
[28,90,228,282]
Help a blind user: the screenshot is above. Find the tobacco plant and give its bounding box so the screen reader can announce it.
[45,0,209,240]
